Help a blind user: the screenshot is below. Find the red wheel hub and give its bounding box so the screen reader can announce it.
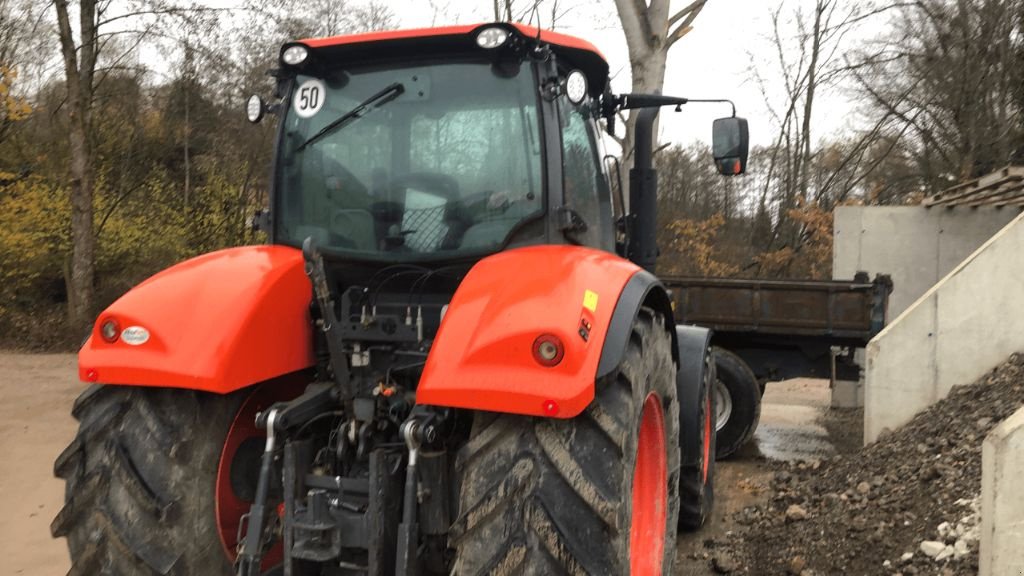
[216,382,298,568]
[630,393,668,575]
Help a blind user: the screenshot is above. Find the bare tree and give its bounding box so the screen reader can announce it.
[612,0,706,164]
[55,0,100,333]
[54,0,224,333]
[851,0,1024,192]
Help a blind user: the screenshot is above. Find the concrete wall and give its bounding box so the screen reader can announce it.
[981,405,1024,576]
[834,206,1021,317]
[863,211,1024,443]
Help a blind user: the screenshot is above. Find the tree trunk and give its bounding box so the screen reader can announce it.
[67,115,95,333]
[612,0,705,173]
[55,0,98,335]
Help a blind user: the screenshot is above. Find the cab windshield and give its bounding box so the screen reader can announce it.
[276,60,544,260]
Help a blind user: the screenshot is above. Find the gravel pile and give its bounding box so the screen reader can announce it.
[725,353,1024,575]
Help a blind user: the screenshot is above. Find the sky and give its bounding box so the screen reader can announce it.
[382,0,871,149]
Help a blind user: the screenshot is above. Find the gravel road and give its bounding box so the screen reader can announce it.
[0,352,845,575]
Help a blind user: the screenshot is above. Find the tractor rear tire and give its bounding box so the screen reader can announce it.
[678,347,716,531]
[450,308,680,575]
[52,385,243,575]
[712,347,761,460]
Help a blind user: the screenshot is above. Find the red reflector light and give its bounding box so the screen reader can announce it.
[532,334,564,367]
[84,369,98,382]
[543,399,560,416]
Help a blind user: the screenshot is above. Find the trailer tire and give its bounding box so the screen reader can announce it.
[450,308,680,575]
[51,383,291,575]
[713,347,761,460]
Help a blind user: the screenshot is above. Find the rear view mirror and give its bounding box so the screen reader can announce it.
[712,117,749,176]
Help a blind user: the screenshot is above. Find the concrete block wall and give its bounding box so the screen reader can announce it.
[834,206,1021,317]
[981,405,1024,575]
[862,211,1024,443]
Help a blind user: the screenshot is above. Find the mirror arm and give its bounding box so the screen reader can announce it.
[685,98,737,117]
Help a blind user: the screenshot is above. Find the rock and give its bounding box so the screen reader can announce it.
[785,504,809,522]
[730,355,1024,575]
[920,541,945,558]
[953,539,969,559]
[788,556,806,574]
[935,545,955,562]
[711,553,738,574]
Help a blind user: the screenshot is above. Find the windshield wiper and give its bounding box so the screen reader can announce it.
[296,82,405,152]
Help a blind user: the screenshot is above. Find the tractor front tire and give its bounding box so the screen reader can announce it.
[451,308,680,575]
[678,347,716,531]
[52,385,243,575]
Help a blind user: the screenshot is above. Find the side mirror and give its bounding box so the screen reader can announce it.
[246,94,265,124]
[712,116,749,176]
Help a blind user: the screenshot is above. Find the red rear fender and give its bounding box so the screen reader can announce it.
[78,246,315,393]
[416,246,643,418]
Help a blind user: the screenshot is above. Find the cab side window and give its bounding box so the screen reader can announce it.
[560,100,612,250]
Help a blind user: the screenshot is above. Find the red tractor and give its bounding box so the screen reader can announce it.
[53,23,748,575]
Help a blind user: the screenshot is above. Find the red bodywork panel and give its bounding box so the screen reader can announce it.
[417,246,641,418]
[302,23,605,60]
[78,246,314,393]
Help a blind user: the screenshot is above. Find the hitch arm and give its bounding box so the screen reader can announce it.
[302,237,355,402]
[235,409,280,576]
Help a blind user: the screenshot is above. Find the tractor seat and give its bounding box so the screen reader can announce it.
[459,200,536,249]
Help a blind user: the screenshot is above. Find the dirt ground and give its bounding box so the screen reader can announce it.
[0,353,851,575]
[675,377,851,575]
[0,353,79,576]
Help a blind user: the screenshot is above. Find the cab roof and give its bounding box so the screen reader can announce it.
[288,22,610,97]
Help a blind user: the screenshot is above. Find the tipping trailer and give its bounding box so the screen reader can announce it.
[664,273,892,457]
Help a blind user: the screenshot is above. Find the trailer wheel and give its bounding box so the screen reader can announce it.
[451,308,680,575]
[678,348,716,530]
[712,347,761,459]
[52,382,296,575]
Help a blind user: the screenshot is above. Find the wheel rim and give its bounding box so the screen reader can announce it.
[713,378,732,432]
[630,393,668,575]
[216,383,294,568]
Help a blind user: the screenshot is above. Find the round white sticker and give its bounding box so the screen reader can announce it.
[121,326,150,346]
[293,78,326,119]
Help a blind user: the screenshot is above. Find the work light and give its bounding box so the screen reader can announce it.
[282,45,309,65]
[476,27,509,49]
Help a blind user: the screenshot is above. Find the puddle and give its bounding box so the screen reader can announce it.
[750,380,836,462]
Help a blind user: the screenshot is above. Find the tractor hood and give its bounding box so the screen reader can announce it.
[79,246,314,393]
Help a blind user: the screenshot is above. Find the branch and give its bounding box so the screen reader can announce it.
[666,0,706,48]
[668,0,705,27]
[666,24,692,47]
[97,6,225,27]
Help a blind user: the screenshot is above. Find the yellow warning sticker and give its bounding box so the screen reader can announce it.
[583,289,599,313]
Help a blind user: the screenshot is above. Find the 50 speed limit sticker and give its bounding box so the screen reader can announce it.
[293,78,326,119]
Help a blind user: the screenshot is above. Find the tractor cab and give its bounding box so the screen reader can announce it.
[251,24,619,265]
